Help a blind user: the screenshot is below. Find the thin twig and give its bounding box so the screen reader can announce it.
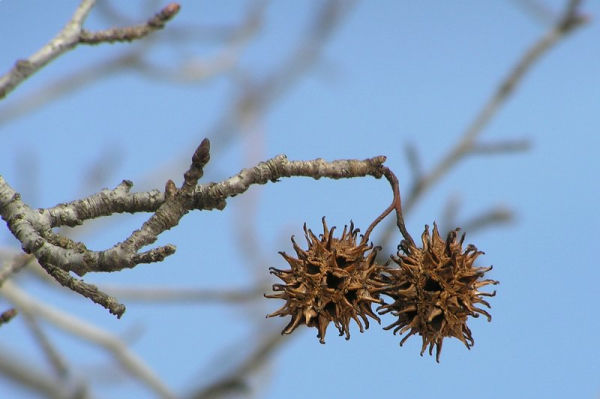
[0,0,96,99]
[363,167,414,246]
[79,3,180,44]
[0,3,261,127]
[44,264,126,318]
[193,154,387,211]
[383,167,415,246]
[0,1,181,100]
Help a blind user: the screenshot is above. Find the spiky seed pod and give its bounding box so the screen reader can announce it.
[378,223,498,362]
[266,218,386,343]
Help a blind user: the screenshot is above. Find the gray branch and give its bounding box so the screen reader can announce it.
[0,143,386,316]
[0,0,180,100]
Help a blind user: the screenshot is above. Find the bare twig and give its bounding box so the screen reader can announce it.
[0,0,96,99]
[0,1,180,100]
[0,281,176,399]
[79,3,180,44]
[0,2,262,127]
[44,264,126,318]
[193,154,387,210]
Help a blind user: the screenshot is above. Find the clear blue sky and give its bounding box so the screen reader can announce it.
[1,1,599,398]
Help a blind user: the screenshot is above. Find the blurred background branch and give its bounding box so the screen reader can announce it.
[377,0,586,250]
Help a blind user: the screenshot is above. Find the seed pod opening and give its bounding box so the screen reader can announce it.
[379,223,498,361]
[266,218,386,343]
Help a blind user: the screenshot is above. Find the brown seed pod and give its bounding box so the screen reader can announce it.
[378,223,498,362]
[266,218,386,343]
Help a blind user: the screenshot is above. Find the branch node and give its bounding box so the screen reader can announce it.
[79,3,181,45]
[183,138,211,191]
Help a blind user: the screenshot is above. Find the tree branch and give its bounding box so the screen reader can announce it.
[79,3,180,44]
[44,264,126,318]
[0,0,96,99]
[1,141,387,316]
[0,1,180,100]
[0,2,262,127]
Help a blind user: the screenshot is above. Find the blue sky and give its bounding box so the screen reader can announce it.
[1,1,599,398]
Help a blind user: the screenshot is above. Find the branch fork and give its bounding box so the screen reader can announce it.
[1,138,391,317]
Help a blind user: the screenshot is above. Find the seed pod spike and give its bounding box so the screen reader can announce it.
[379,223,498,361]
[266,218,386,343]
